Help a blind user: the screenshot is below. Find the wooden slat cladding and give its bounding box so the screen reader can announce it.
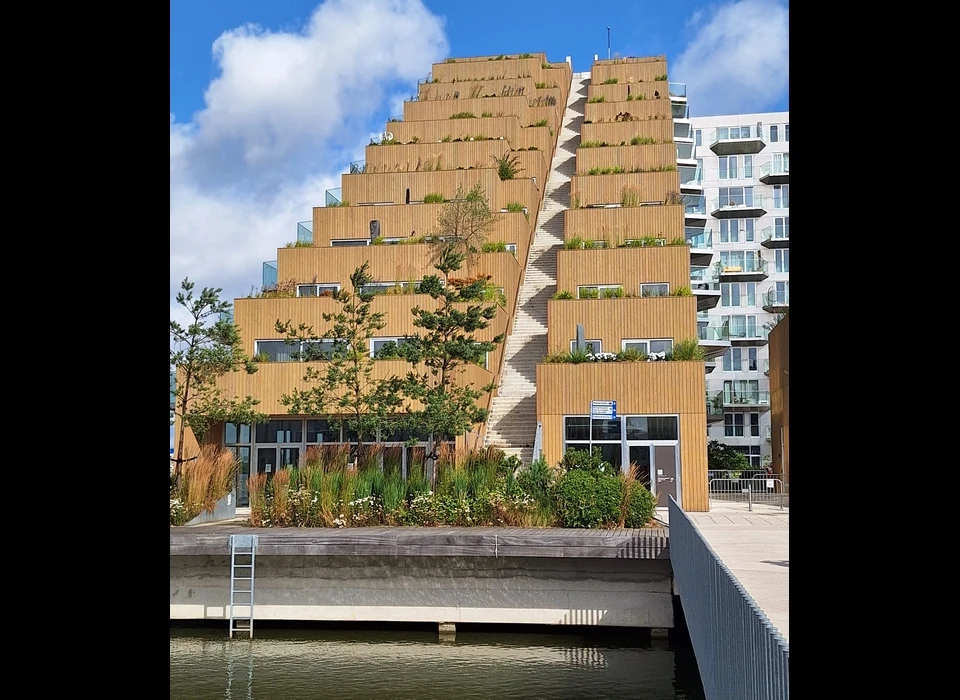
[768,314,789,481]
[564,205,685,243]
[546,297,697,353]
[586,80,669,102]
[585,98,672,123]
[590,57,668,84]
[276,245,523,317]
[234,297,509,356]
[403,96,532,125]
[365,140,510,173]
[341,169,501,207]
[215,360,496,416]
[581,121,674,146]
[431,57,544,82]
[576,144,677,174]
[497,177,540,213]
[515,126,553,153]
[417,78,538,102]
[555,246,690,294]
[388,116,521,148]
[536,362,708,511]
[571,171,681,207]
[528,105,560,133]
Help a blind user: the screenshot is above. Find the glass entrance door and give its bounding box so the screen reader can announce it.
[628,446,652,493]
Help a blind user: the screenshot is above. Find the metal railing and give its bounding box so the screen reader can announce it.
[708,474,788,510]
[668,497,789,700]
[532,421,543,462]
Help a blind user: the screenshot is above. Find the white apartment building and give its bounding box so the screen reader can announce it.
[688,112,789,468]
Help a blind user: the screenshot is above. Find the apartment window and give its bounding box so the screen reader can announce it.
[721,347,758,372]
[772,152,789,174]
[774,280,789,304]
[577,285,623,299]
[256,420,304,444]
[225,423,251,445]
[371,337,411,358]
[622,339,674,355]
[769,125,779,143]
[570,339,602,354]
[721,282,756,308]
[732,444,762,468]
[743,155,753,179]
[505,243,518,255]
[306,419,343,444]
[774,217,789,239]
[360,281,424,295]
[721,315,759,339]
[718,186,754,207]
[641,283,669,297]
[724,413,745,437]
[254,340,298,362]
[719,156,738,180]
[331,239,370,247]
[775,249,789,273]
[717,126,752,140]
[784,124,789,142]
[723,379,761,405]
[625,416,679,440]
[297,283,341,297]
[773,185,789,209]
[695,129,702,146]
[719,219,738,243]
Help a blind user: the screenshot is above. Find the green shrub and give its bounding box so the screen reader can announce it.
[587,96,605,103]
[623,482,656,527]
[557,470,622,528]
[616,348,648,362]
[493,153,523,180]
[532,119,549,127]
[579,140,609,148]
[602,78,618,84]
[451,112,476,119]
[630,135,655,145]
[481,241,507,252]
[671,285,692,296]
[560,447,611,473]
[552,290,574,300]
[423,192,447,203]
[667,338,706,361]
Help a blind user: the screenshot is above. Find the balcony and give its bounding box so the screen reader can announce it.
[711,193,767,219]
[722,389,771,410]
[706,392,724,423]
[673,120,692,141]
[690,265,721,311]
[679,164,702,193]
[714,255,768,282]
[709,127,766,156]
[705,360,717,374]
[349,160,366,174]
[698,325,731,360]
[325,188,343,206]
[728,325,770,346]
[676,141,696,162]
[682,193,708,226]
[763,359,770,376]
[262,260,278,289]
[685,227,713,267]
[758,160,789,184]
[762,288,789,313]
[760,225,789,249]
[297,220,313,245]
[671,101,689,120]
[668,82,687,102]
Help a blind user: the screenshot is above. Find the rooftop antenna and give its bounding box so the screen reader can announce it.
[607,27,611,60]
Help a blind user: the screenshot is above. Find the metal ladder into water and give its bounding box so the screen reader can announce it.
[228,534,258,639]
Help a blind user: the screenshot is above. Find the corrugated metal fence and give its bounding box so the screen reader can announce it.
[668,497,789,700]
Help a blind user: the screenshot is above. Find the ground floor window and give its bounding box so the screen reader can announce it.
[731,444,762,468]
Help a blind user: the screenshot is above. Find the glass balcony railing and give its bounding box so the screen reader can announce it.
[676,141,695,160]
[699,325,730,341]
[325,188,343,206]
[715,256,768,276]
[709,126,762,144]
[674,122,692,140]
[711,194,766,211]
[707,392,724,417]
[349,160,366,174]
[726,326,770,341]
[691,265,721,290]
[761,226,790,243]
[262,260,278,289]
[671,102,689,120]
[668,82,687,98]
[686,227,712,249]
[760,161,790,178]
[763,289,790,307]
[681,193,706,216]
[722,389,770,406]
[219,310,234,324]
[297,220,313,244]
[679,164,702,188]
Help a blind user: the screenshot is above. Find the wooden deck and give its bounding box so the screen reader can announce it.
[170,526,670,559]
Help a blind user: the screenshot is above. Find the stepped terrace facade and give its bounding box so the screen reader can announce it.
[177,53,571,506]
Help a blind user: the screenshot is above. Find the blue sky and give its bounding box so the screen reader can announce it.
[170,0,788,324]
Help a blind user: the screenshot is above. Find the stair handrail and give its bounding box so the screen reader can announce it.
[532,421,543,463]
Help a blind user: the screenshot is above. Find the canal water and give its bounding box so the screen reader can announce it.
[171,620,705,699]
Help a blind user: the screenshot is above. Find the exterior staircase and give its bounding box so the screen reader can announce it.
[484,75,588,464]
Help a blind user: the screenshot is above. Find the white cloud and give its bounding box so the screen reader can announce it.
[170,0,448,322]
[673,0,789,116]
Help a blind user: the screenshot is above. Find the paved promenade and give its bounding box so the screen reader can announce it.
[663,501,789,643]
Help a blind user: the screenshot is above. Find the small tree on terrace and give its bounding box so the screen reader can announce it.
[170,279,267,488]
[275,263,404,463]
[395,246,505,482]
[428,183,501,277]
[707,440,751,476]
